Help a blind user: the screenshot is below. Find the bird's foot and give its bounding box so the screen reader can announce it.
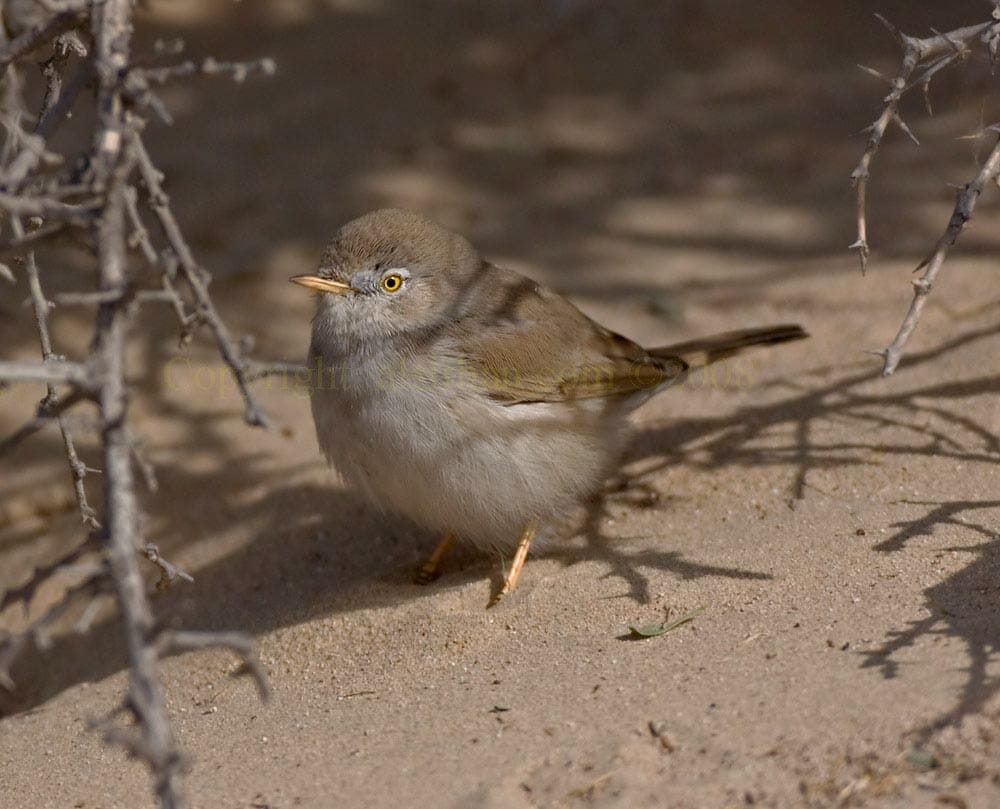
[487,523,536,608]
[414,532,455,585]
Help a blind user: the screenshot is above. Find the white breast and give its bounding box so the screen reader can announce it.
[308,343,619,549]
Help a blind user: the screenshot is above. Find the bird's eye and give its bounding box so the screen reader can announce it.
[380,273,403,293]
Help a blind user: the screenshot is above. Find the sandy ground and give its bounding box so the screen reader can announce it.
[3,1,1000,807]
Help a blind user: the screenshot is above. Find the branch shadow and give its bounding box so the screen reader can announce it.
[542,320,1000,609]
[572,319,1000,741]
[546,486,772,606]
[624,321,1000,501]
[859,500,1000,746]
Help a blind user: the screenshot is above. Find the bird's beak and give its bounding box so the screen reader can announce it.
[289,275,353,295]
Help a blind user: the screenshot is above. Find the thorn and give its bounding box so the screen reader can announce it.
[892,113,920,145]
[874,13,905,43]
[864,348,888,358]
[857,64,890,83]
[0,667,15,691]
[922,79,934,116]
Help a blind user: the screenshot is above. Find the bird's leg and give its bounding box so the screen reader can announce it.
[414,532,455,584]
[489,523,536,607]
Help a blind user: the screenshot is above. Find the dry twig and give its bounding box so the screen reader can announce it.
[853,8,1000,375]
[0,3,280,807]
[17,214,100,528]
[878,133,1000,375]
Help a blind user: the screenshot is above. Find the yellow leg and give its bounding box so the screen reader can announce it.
[414,532,455,584]
[488,524,536,607]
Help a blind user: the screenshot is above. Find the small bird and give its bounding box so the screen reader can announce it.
[292,209,806,604]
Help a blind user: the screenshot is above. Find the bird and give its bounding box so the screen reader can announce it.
[292,209,806,605]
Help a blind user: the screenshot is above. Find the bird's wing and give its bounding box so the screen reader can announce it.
[454,268,686,405]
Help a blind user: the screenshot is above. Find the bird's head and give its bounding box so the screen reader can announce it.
[292,208,484,345]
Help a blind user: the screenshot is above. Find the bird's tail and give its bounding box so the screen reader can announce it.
[649,324,808,366]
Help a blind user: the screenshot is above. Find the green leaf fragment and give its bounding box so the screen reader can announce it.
[629,623,669,637]
[628,607,705,639]
[904,748,939,770]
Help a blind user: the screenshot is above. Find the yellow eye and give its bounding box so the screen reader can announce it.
[380,273,403,293]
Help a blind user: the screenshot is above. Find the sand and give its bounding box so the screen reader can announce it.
[3,1,1000,807]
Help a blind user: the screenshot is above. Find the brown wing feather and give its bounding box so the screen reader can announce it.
[457,268,686,405]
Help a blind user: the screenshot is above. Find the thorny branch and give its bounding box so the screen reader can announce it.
[879,133,1000,375]
[18,215,100,529]
[0,3,279,807]
[0,8,86,69]
[850,13,998,270]
[852,7,1000,375]
[131,134,273,427]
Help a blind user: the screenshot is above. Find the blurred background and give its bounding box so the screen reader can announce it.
[114,0,995,296]
[2,0,998,351]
